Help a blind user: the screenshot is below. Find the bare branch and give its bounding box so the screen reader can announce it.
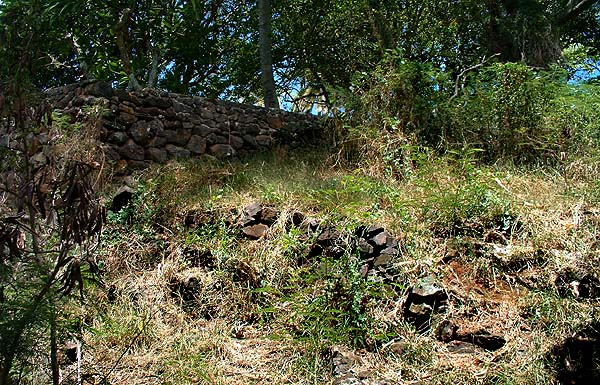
[556,0,599,26]
[451,54,501,100]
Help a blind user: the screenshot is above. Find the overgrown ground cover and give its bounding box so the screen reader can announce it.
[72,146,600,385]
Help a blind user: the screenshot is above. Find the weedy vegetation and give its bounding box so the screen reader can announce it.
[2,37,600,385]
[77,132,599,384]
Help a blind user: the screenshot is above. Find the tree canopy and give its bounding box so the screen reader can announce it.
[1,0,598,107]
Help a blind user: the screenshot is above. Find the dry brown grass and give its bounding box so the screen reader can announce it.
[77,148,600,385]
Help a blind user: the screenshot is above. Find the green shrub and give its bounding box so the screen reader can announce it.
[444,63,556,162]
[335,57,600,170]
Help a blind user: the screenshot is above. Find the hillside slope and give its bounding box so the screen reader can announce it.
[66,148,600,385]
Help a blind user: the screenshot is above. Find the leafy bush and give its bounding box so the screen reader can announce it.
[0,95,104,384]
[280,251,395,349]
[444,63,558,162]
[335,58,600,171]
[341,54,440,136]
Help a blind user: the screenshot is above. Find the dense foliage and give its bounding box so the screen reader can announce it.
[1,1,600,384]
[1,1,599,97]
[1,0,598,164]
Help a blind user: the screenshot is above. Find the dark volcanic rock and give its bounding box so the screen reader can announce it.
[306,244,324,259]
[379,246,399,257]
[461,330,506,351]
[357,238,374,258]
[170,276,201,302]
[550,322,600,385]
[446,341,482,354]
[118,141,145,161]
[210,144,235,157]
[243,202,262,218]
[228,259,260,288]
[183,248,216,269]
[165,144,191,158]
[129,119,163,144]
[229,135,244,150]
[64,341,79,363]
[187,135,207,154]
[303,226,346,261]
[331,345,359,377]
[291,211,305,227]
[145,147,168,163]
[239,202,281,230]
[183,209,216,229]
[238,215,257,227]
[260,207,278,225]
[404,276,448,329]
[243,224,269,239]
[555,269,600,299]
[164,128,191,146]
[437,320,506,352]
[117,111,137,125]
[407,303,434,318]
[356,225,384,238]
[372,231,390,248]
[143,95,171,109]
[110,186,136,212]
[84,81,113,98]
[317,227,342,247]
[411,276,445,298]
[305,219,321,232]
[436,320,459,343]
[108,131,129,145]
[373,253,394,267]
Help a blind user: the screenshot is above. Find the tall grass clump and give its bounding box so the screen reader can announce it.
[445,63,600,164]
[332,55,600,175]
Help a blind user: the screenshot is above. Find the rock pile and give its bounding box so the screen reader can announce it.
[403,275,448,329]
[330,346,389,385]
[44,81,323,171]
[355,226,402,282]
[237,203,406,282]
[239,202,279,239]
[436,320,506,352]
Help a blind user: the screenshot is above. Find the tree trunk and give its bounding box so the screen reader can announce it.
[258,0,279,109]
[115,8,142,91]
[485,0,562,67]
[51,310,59,385]
[485,0,598,67]
[366,0,393,55]
[147,46,159,89]
[0,352,15,385]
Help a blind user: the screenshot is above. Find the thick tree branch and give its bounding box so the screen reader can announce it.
[114,8,142,91]
[556,0,599,26]
[451,54,500,100]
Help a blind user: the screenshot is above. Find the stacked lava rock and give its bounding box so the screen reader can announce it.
[44,81,323,172]
[306,226,346,260]
[239,202,279,239]
[354,225,402,282]
[403,275,448,330]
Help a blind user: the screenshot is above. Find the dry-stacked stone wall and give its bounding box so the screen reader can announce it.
[45,81,323,169]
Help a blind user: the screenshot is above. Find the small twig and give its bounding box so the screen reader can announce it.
[100,312,154,384]
[76,338,82,385]
[451,54,501,100]
[494,178,512,195]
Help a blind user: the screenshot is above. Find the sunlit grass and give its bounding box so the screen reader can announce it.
[88,146,600,385]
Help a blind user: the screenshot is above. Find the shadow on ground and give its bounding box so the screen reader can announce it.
[550,321,600,384]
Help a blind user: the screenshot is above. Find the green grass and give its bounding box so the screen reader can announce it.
[82,146,600,385]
